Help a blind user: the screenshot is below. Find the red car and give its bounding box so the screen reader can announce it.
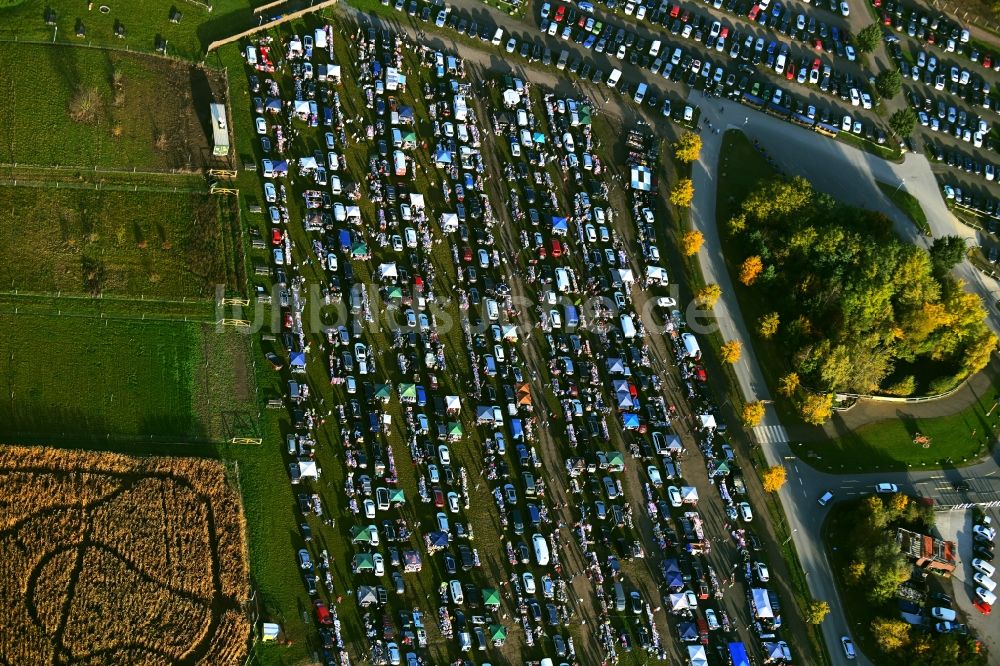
[747,4,760,21]
[785,67,795,80]
[553,4,565,22]
[283,312,294,329]
[315,601,333,625]
[550,239,562,257]
[669,3,680,17]
[813,38,823,51]
[882,12,891,25]
[433,489,445,508]
[272,228,283,245]
[462,247,473,263]
[871,0,881,6]
[975,599,992,615]
[984,54,993,69]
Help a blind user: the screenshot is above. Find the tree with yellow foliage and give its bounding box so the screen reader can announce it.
[720,340,742,364]
[674,132,703,162]
[696,284,721,308]
[804,600,830,624]
[845,560,866,585]
[799,392,833,425]
[889,492,909,513]
[681,230,704,256]
[742,401,765,427]
[670,178,694,207]
[761,465,787,493]
[778,372,801,397]
[739,255,764,285]
[759,311,780,338]
[872,617,910,652]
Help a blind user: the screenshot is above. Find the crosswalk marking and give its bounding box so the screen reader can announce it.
[752,424,789,445]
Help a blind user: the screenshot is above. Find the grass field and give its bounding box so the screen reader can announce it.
[0,43,228,168]
[878,181,931,235]
[0,0,260,61]
[0,444,250,665]
[0,184,240,298]
[0,315,256,441]
[791,377,1000,472]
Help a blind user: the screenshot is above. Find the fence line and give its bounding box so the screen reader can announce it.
[0,161,204,178]
[0,289,214,306]
[0,34,223,68]
[0,178,208,195]
[835,373,973,405]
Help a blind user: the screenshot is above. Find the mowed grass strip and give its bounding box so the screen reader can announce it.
[0,43,226,169]
[0,315,253,440]
[0,0,258,61]
[0,184,236,298]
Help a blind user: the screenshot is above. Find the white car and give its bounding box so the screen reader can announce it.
[616,44,626,59]
[840,1,850,16]
[585,224,597,243]
[522,572,536,594]
[364,498,376,519]
[506,37,516,53]
[450,579,464,604]
[657,296,677,308]
[973,559,996,577]
[975,572,997,591]
[255,116,267,134]
[438,445,451,466]
[845,45,856,62]
[647,465,663,487]
[754,562,770,582]
[738,502,753,522]
[668,485,682,507]
[447,491,460,514]
[373,552,385,576]
[264,182,277,203]
[874,483,899,494]
[977,587,997,605]
[974,524,996,541]
[841,636,856,660]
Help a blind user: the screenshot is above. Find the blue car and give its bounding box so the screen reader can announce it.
[583,34,596,49]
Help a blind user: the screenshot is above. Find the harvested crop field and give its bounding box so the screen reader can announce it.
[0,184,241,298]
[0,43,228,169]
[0,444,250,665]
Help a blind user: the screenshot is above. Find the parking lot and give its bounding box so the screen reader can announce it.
[238,7,820,664]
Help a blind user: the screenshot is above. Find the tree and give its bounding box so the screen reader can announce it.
[889,107,917,137]
[804,600,830,625]
[69,86,102,123]
[929,235,967,275]
[875,69,903,99]
[864,541,910,602]
[856,23,882,53]
[759,312,780,338]
[872,617,911,652]
[761,465,787,493]
[845,560,867,585]
[778,372,800,397]
[721,340,742,364]
[889,492,909,514]
[681,230,704,256]
[674,132,702,163]
[799,393,833,425]
[742,401,765,427]
[670,178,694,207]
[696,284,721,308]
[739,255,764,285]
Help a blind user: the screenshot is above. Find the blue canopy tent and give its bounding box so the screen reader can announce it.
[677,622,698,642]
[510,418,523,441]
[290,352,306,372]
[728,643,750,666]
[532,131,546,144]
[551,216,568,236]
[622,412,640,430]
[434,148,453,165]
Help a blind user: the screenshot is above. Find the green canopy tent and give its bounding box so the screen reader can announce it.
[385,286,403,300]
[399,383,417,403]
[388,488,406,504]
[351,241,369,258]
[483,588,501,608]
[607,451,625,472]
[375,384,392,402]
[579,105,593,125]
[488,624,507,645]
[714,460,731,477]
[353,553,375,571]
[350,526,373,544]
[447,422,463,441]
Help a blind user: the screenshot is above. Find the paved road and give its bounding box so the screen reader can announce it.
[688,87,1000,665]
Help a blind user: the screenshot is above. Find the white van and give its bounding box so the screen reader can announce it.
[555,268,571,293]
[245,45,258,66]
[681,332,700,358]
[485,298,500,321]
[532,534,550,566]
[314,28,328,49]
[606,68,622,89]
[634,82,648,104]
[557,50,569,70]
[492,27,504,46]
[649,39,662,58]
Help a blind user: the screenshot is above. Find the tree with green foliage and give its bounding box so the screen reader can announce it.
[856,24,882,53]
[889,107,917,137]
[875,69,903,99]
[929,235,967,275]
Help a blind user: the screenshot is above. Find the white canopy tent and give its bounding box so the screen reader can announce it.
[699,414,717,431]
[298,460,319,480]
[631,165,653,191]
[687,645,708,666]
[439,213,458,232]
